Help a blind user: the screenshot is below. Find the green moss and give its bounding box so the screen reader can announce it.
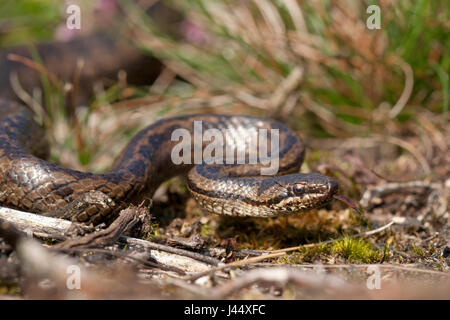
[332,236,382,263]
[0,283,20,296]
[200,224,213,237]
[144,222,161,240]
[412,245,426,258]
[275,237,391,265]
[295,244,332,263]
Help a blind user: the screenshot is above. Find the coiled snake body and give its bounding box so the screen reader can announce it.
[0,100,339,224]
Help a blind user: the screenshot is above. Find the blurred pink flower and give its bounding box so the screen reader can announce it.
[95,0,118,22]
[181,20,211,45]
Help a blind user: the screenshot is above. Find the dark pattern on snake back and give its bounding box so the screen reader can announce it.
[0,99,338,225]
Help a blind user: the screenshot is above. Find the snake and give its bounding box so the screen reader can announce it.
[0,99,351,225]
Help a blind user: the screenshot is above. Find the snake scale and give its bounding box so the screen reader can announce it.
[0,99,342,225]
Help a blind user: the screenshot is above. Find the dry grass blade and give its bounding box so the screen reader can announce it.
[373,135,431,174]
[253,0,286,36]
[7,53,64,91]
[389,56,414,118]
[280,0,308,33]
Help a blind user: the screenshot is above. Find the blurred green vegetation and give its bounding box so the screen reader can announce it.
[0,0,61,47]
[121,0,449,124]
[0,0,448,168]
[1,0,447,120]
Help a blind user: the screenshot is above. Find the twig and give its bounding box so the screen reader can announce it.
[54,207,142,249]
[186,219,398,281]
[0,216,166,299]
[120,236,220,266]
[0,206,74,236]
[0,205,218,269]
[362,220,396,236]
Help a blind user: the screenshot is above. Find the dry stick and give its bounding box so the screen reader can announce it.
[54,207,141,249]
[0,205,220,266]
[120,236,221,266]
[33,232,67,241]
[0,206,74,236]
[1,216,172,299]
[1,206,184,273]
[186,219,397,281]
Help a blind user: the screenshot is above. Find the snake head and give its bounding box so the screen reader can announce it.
[263,173,338,213]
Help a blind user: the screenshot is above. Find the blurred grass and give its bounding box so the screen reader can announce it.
[0,0,448,170]
[121,0,448,130]
[2,0,448,121]
[0,0,61,47]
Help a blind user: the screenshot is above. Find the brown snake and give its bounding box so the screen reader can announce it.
[0,99,351,225]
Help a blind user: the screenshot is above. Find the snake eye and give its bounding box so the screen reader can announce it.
[293,184,305,195]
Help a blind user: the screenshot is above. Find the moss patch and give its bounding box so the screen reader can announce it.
[332,237,384,263]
